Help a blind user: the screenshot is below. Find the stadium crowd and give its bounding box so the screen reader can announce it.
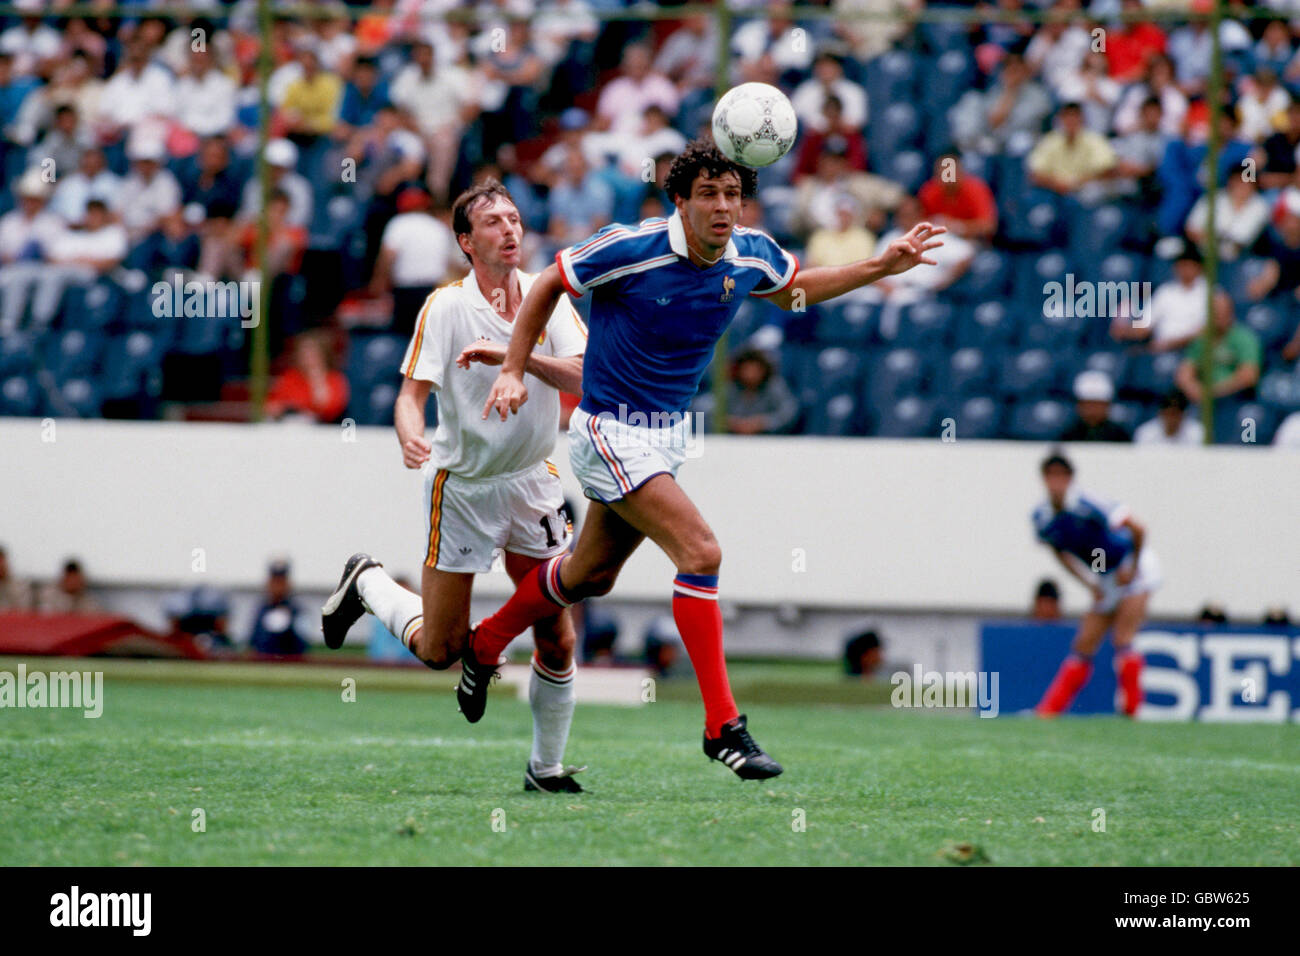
[1,0,1300,443]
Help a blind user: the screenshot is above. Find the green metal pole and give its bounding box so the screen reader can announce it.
[1198,0,1225,444]
[710,2,733,431]
[250,0,273,421]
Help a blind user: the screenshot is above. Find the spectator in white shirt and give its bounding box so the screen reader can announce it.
[238,138,313,229]
[616,104,688,179]
[370,186,460,335]
[0,7,61,78]
[49,147,121,226]
[1025,10,1092,97]
[1112,55,1187,138]
[652,14,715,95]
[791,53,868,133]
[95,41,175,141]
[174,46,237,138]
[0,170,65,334]
[115,138,182,242]
[1111,246,1207,352]
[1186,173,1269,262]
[23,199,128,331]
[732,11,815,83]
[389,40,477,202]
[1134,390,1205,445]
[594,44,680,139]
[1236,68,1291,143]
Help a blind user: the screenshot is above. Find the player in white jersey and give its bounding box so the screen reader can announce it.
[320,180,591,793]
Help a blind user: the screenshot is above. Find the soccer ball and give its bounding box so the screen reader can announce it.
[711,83,798,168]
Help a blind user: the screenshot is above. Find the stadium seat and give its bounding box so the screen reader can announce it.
[999,349,1056,400]
[895,300,954,350]
[1008,399,1071,441]
[953,394,1002,439]
[57,377,102,418]
[805,392,858,436]
[874,396,937,438]
[0,331,36,377]
[947,347,991,397]
[101,331,164,401]
[76,280,125,331]
[864,347,925,408]
[1015,251,1068,313]
[872,102,922,158]
[359,381,399,427]
[1080,350,1129,389]
[954,301,1014,349]
[0,374,38,416]
[814,347,862,395]
[46,329,106,382]
[1242,301,1293,351]
[1213,400,1276,446]
[814,300,878,346]
[1098,252,1145,287]
[1023,307,1087,352]
[347,334,409,394]
[1068,204,1129,261]
[1108,401,1146,434]
[864,50,916,115]
[887,150,927,193]
[1259,369,1300,414]
[950,250,1010,302]
[1224,258,1269,303]
[920,22,972,55]
[1126,351,1182,401]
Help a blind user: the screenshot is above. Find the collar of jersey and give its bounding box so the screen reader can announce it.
[463,266,533,315]
[667,210,739,263]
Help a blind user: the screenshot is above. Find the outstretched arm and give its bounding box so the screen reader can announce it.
[481,264,566,420]
[765,222,947,310]
[457,338,584,394]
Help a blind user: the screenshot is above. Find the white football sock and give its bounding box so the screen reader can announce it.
[529,654,575,777]
[357,567,424,655]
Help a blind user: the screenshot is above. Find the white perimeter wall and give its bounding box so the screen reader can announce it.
[1,418,1296,618]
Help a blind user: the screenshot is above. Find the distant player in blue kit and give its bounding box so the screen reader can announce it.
[459,140,945,779]
[1032,450,1160,717]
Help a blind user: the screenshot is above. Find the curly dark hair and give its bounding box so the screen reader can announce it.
[664,139,758,202]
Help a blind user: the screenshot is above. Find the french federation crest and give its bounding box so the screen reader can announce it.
[720,276,735,302]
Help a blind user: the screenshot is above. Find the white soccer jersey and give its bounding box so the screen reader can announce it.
[400,268,587,480]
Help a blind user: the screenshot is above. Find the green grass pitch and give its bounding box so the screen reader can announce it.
[2,659,1297,866]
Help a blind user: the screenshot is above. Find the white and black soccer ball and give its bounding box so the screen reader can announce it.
[711,83,799,169]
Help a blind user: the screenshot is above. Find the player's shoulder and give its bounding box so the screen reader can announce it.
[731,223,785,252]
[417,276,470,314]
[1031,501,1054,529]
[567,217,671,259]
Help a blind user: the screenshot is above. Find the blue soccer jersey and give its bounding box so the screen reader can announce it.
[556,211,798,417]
[1032,488,1134,573]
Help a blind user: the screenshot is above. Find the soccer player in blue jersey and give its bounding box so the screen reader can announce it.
[1032,451,1161,717]
[462,140,945,779]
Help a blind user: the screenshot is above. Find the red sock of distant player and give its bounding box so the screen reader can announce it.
[1036,654,1093,716]
[1115,649,1143,716]
[472,555,573,664]
[672,574,739,738]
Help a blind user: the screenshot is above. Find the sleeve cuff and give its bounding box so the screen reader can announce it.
[556,250,585,299]
[751,252,799,299]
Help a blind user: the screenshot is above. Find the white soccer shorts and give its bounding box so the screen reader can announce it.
[568,406,693,503]
[422,461,571,573]
[1093,547,1161,614]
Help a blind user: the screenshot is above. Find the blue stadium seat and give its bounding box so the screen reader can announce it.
[814,347,862,395]
[954,301,1014,348]
[347,334,408,393]
[357,381,398,427]
[1015,251,1068,312]
[999,348,1056,400]
[1080,350,1129,389]
[947,346,991,398]
[950,249,1010,302]
[1008,399,1071,441]
[47,329,105,381]
[1126,351,1182,400]
[76,280,124,331]
[864,51,916,115]
[1068,204,1129,261]
[1242,301,1293,352]
[1224,258,1269,303]
[805,392,858,436]
[814,300,877,346]
[864,347,925,408]
[953,395,1002,439]
[101,331,164,400]
[1259,369,1300,414]
[887,150,927,193]
[1098,252,1144,286]
[0,374,38,417]
[871,101,922,157]
[0,331,36,377]
[1023,307,1088,352]
[874,396,937,438]
[1214,400,1277,446]
[920,22,972,55]
[57,377,102,418]
[895,300,954,350]
[1108,401,1146,435]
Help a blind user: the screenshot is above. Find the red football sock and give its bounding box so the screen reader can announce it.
[1036,655,1093,716]
[672,574,739,738]
[472,555,572,664]
[1115,650,1143,716]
